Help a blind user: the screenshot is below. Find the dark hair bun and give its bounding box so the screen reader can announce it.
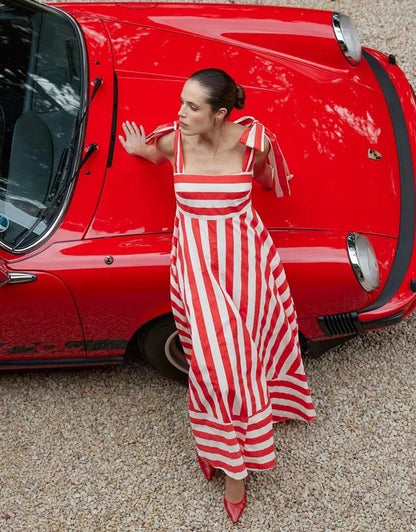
[189,69,245,117]
[235,84,246,110]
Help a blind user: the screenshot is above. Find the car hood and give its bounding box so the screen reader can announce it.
[74,3,401,238]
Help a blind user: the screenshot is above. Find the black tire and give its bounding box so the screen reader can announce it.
[138,314,189,383]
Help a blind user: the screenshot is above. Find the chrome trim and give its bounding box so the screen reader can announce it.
[347,232,379,292]
[8,272,37,285]
[347,232,363,282]
[332,12,361,65]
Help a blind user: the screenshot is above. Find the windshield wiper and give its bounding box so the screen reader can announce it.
[78,77,102,125]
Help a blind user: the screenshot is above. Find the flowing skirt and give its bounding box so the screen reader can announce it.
[170,196,316,480]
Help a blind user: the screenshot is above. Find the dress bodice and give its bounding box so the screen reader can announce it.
[145,116,293,202]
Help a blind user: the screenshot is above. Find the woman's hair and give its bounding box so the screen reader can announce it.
[189,68,245,117]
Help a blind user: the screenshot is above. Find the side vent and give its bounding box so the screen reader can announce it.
[318,312,364,337]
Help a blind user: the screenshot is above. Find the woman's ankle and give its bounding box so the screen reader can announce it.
[224,476,246,503]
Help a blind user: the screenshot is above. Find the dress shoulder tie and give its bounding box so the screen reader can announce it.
[236,116,293,198]
[145,121,179,144]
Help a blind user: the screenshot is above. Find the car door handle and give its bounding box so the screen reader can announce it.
[5,272,37,285]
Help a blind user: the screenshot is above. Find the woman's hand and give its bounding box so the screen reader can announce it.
[119,120,169,165]
[118,121,147,157]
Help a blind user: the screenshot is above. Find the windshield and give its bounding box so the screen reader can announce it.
[0,1,83,251]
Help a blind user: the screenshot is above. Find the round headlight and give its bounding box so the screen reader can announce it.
[332,12,362,65]
[347,233,379,292]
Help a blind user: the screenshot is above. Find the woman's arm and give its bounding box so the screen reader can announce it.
[253,137,273,189]
[118,121,173,165]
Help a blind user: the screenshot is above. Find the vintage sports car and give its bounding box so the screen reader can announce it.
[0,0,415,380]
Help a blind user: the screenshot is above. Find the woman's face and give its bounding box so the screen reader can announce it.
[178,79,220,136]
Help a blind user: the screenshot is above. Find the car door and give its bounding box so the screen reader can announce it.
[0,258,85,365]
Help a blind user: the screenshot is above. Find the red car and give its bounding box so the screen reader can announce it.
[0,0,415,380]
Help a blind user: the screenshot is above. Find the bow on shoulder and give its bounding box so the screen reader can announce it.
[237,117,293,198]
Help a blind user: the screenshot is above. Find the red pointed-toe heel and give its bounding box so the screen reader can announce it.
[197,455,215,482]
[224,492,247,524]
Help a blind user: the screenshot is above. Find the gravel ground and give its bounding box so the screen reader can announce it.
[1,1,416,531]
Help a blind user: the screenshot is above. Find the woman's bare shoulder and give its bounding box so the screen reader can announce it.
[228,121,246,137]
[224,122,246,150]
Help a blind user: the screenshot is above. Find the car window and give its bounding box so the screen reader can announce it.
[0,1,84,252]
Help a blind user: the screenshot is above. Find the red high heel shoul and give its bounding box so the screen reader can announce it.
[197,455,214,482]
[224,492,247,524]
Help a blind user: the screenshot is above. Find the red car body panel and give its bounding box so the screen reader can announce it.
[1,1,415,367]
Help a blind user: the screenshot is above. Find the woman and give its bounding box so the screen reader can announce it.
[119,68,316,524]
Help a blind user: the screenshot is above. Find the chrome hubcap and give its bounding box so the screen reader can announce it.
[165,331,189,374]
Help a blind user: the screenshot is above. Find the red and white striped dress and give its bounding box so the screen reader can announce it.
[147,117,316,480]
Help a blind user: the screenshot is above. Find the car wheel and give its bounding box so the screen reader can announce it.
[138,314,189,383]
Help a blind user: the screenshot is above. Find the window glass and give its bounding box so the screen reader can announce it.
[0,1,83,251]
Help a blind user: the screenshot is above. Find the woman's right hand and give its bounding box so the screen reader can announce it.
[118,121,147,157]
[119,120,171,165]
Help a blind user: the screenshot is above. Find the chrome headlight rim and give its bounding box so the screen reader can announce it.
[347,232,380,292]
[333,12,362,65]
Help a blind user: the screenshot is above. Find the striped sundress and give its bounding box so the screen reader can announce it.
[147,117,316,480]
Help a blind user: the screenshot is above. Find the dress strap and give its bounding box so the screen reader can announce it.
[237,116,293,197]
[145,121,182,173]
